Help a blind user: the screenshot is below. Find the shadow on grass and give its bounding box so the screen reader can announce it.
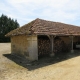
[3,50,80,71]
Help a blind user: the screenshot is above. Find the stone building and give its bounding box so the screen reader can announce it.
[5,18,80,61]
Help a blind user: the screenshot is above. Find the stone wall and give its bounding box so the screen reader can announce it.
[11,35,38,61]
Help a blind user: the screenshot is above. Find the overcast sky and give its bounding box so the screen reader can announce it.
[0,0,80,26]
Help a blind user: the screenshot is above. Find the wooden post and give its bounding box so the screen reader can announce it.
[51,36,53,54]
[71,36,74,53]
[50,35,55,57]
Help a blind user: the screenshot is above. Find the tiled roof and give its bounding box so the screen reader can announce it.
[5,18,80,37]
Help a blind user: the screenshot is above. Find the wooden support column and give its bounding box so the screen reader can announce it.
[47,35,55,57]
[51,36,53,53]
[50,35,55,57]
[70,36,74,53]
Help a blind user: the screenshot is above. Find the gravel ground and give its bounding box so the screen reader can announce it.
[0,43,80,80]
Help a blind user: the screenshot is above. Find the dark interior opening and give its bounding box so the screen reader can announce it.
[38,35,50,58]
[54,36,69,55]
[73,37,80,50]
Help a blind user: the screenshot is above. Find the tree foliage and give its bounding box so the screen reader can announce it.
[0,14,19,42]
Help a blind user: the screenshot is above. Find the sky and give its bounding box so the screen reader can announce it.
[0,0,80,26]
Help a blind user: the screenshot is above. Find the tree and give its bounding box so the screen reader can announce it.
[0,14,19,42]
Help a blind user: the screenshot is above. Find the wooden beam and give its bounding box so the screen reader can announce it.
[70,36,74,53]
[50,35,55,57]
[47,35,56,56]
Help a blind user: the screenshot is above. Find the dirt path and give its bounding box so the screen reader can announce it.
[0,43,80,80]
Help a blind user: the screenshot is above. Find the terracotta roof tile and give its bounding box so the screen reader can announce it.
[5,18,80,37]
